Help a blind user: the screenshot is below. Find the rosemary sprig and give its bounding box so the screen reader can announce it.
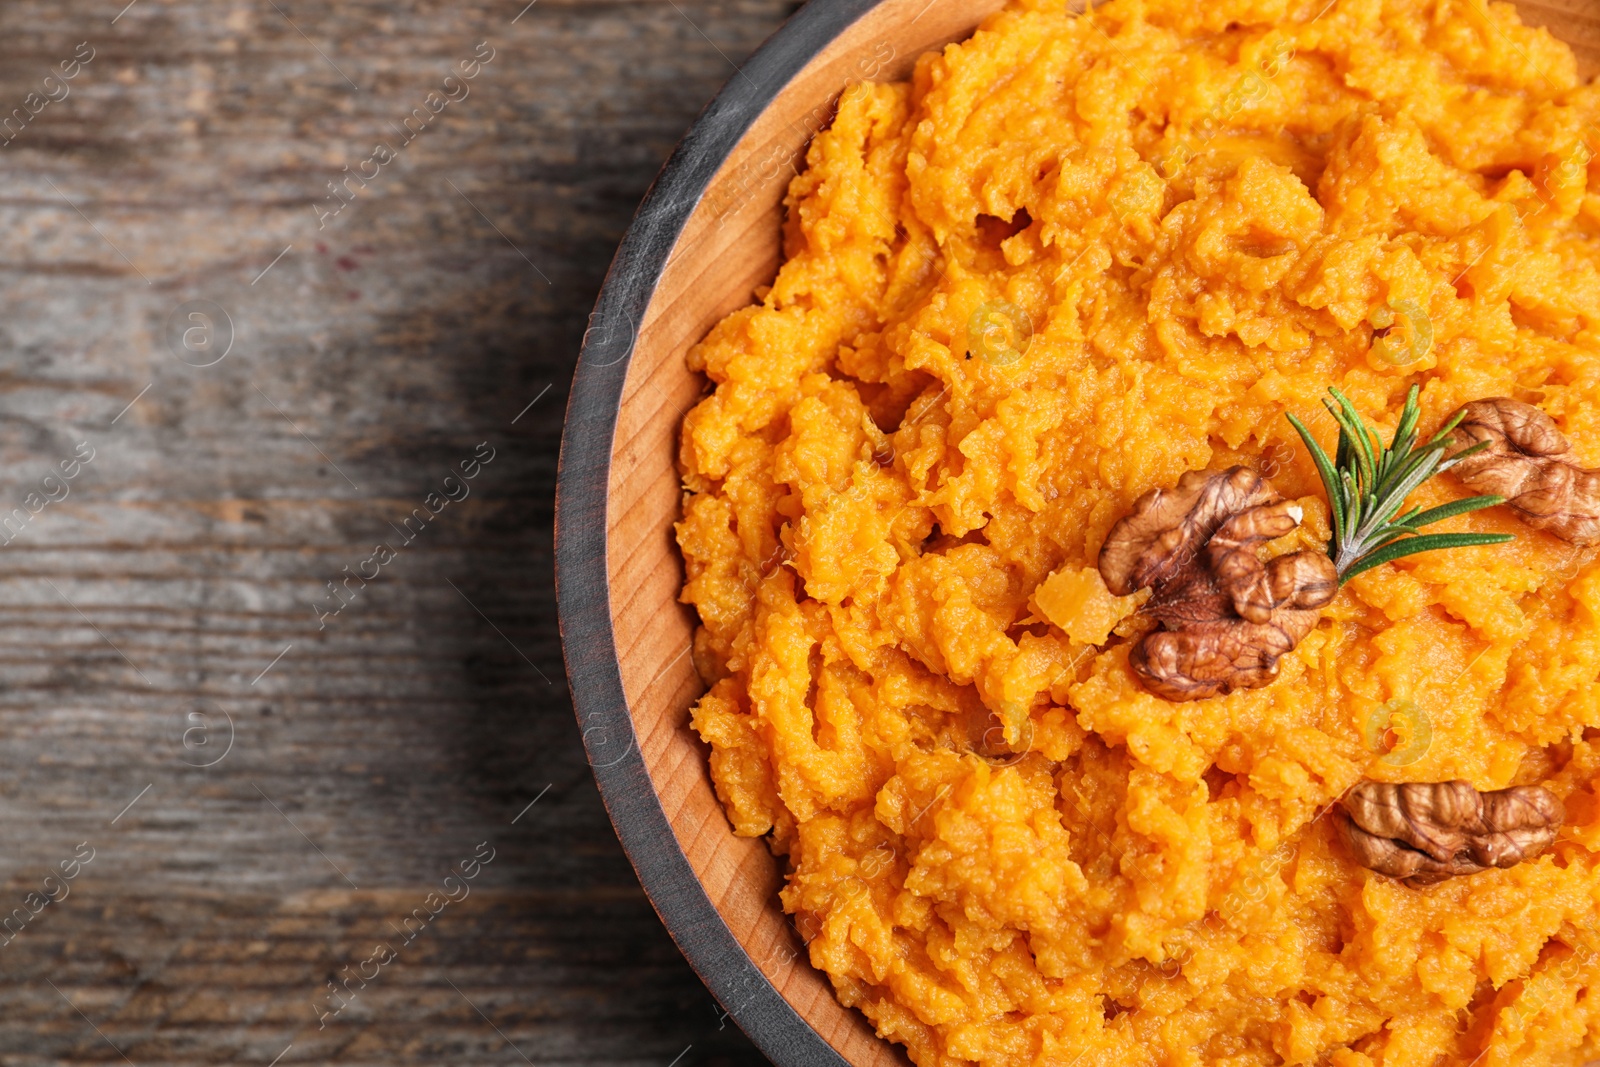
[1287,385,1514,582]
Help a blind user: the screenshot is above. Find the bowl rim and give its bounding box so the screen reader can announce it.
[554,2,883,1064]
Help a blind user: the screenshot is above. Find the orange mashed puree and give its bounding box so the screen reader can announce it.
[675,0,1600,1063]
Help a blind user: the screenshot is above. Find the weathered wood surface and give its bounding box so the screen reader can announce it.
[0,0,791,1063]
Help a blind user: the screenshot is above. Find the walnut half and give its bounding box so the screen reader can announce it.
[1337,779,1564,887]
[1098,466,1338,701]
[1448,397,1600,545]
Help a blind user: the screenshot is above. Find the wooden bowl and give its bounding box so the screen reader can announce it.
[555,3,1600,1065]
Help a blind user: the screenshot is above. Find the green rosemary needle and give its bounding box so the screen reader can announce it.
[1287,385,1514,583]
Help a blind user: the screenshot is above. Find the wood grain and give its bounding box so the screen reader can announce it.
[604,1,1600,1065]
[0,0,793,1064]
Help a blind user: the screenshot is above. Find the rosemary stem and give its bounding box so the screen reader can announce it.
[1291,385,1514,582]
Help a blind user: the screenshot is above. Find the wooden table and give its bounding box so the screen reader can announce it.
[0,0,790,1062]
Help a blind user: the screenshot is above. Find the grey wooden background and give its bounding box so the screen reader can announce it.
[0,0,793,1063]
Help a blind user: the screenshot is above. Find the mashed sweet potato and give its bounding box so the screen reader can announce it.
[675,0,1600,1063]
